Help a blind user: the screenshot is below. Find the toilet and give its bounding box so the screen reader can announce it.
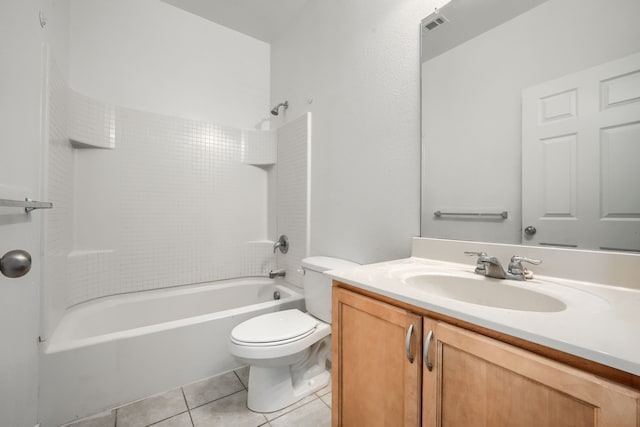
[228,256,359,413]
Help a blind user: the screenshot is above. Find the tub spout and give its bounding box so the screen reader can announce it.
[269,269,286,279]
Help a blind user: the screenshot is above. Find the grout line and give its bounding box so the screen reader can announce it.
[145,411,190,426]
[233,368,248,390]
[181,388,195,427]
[188,389,247,412]
[319,394,331,410]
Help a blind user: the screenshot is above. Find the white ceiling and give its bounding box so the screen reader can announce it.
[161,0,309,43]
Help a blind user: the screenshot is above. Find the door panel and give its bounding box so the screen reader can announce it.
[0,2,46,426]
[522,52,640,251]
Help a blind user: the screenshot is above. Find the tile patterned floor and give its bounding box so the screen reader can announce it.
[62,366,331,427]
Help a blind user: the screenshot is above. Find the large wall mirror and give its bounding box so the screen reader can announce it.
[420,0,640,252]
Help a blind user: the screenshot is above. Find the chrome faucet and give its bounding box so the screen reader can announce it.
[269,269,286,279]
[507,255,542,280]
[273,235,289,254]
[465,252,541,280]
[465,252,508,279]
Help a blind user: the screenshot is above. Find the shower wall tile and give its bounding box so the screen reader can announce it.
[69,90,119,149]
[276,113,311,288]
[243,129,277,165]
[45,65,279,312]
[63,100,273,304]
[44,58,74,338]
[67,250,117,304]
[242,241,277,277]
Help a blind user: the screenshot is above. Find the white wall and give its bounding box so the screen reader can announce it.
[421,0,640,244]
[271,0,447,264]
[69,0,271,130]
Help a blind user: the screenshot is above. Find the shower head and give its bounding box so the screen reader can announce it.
[270,101,289,116]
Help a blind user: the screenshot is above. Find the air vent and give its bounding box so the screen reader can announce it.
[423,14,448,32]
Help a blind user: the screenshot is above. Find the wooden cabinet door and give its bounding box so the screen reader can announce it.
[422,319,640,427]
[332,287,422,427]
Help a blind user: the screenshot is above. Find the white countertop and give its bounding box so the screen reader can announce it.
[327,256,640,376]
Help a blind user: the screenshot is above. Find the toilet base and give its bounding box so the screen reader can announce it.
[246,336,331,413]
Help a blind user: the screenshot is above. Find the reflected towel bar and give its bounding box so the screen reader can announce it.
[434,210,508,219]
[0,198,53,213]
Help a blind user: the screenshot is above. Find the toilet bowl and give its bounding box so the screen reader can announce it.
[228,256,359,413]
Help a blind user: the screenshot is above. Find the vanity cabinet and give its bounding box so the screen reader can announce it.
[422,318,639,427]
[332,286,422,427]
[332,283,640,427]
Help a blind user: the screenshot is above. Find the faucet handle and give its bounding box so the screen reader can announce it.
[273,235,289,254]
[508,255,541,277]
[464,251,488,274]
[510,255,541,265]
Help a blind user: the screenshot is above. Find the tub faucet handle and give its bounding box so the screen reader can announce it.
[273,235,289,254]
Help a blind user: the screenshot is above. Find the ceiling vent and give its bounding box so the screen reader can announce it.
[423,14,448,32]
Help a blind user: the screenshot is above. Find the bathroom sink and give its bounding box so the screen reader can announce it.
[402,273,566,312]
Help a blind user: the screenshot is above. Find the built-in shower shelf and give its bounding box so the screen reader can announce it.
[242,129,276,165]
[70,139,114,149]
[68,90,118,149]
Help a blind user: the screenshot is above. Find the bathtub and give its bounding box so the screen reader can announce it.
[39,278,304,427]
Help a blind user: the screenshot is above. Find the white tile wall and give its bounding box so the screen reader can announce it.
[44,58,74,337]
[242,129,277,165]
[45,71,277,322]
[67,250,117,305]
[99,110,269,299]
[276,113,311,287]
[69,90,118,149]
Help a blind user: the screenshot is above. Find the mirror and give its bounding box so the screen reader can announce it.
[420,0,640,252]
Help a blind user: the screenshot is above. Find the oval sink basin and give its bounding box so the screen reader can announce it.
[403,273,566,312]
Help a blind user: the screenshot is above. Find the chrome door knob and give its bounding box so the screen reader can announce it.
[0,249,32,278]
[524,226,537,236]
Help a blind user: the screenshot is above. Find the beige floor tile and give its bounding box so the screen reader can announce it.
[269,399,331,427]
[116,388,187,427]
[314,381,331,397]
[64,410,115,427]
[234,365,250,389]
[183,371,245,409]
[149,412,192,427]
[190,390,267,427]
[320,392,331,408]
[264,394,318,421]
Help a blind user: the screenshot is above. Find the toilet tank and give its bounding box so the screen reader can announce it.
[301,256,359,323]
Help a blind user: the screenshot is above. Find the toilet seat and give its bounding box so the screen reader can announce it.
[230,309,318,346]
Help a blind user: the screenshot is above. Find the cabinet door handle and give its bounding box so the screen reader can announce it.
[424,330,434,372]
[405,324,415,364]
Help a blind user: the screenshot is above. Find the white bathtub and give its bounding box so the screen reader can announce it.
[39,278,304,427]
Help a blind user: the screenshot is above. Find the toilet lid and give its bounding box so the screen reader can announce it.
[230,309,318,345]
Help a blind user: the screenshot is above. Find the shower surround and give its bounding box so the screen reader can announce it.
[43,59,283,341]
